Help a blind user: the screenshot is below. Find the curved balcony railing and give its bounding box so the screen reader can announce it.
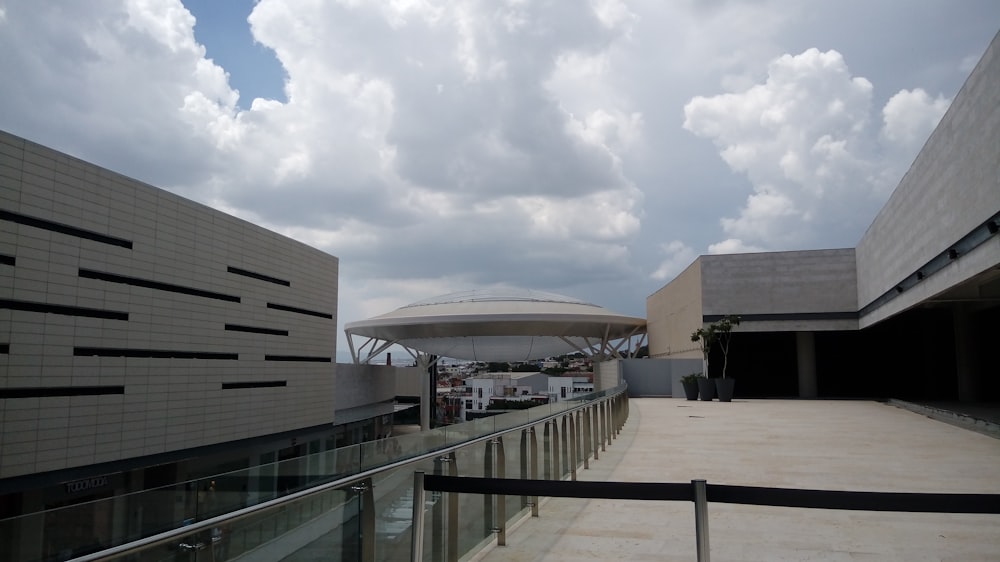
[62,384,630,562]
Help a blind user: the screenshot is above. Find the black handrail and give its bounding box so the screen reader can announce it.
[423,475,1000,514]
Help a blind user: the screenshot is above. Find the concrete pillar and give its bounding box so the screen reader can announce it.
[953,305,981,402]
[796,332,818,398]
[418,355,433,431]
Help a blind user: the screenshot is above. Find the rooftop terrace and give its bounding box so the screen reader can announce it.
[475,398,1000,561]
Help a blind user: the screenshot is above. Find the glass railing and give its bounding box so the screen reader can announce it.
[10,385,628,562]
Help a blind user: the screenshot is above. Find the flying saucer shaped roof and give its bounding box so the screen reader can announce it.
[344,288,646,362]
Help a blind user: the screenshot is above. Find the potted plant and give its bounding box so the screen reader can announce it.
[713,315,741,402]
[691,325,717,400]
[680,373,701,400]
[691,315,741,401]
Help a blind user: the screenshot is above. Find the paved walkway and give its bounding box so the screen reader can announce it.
[475,398,1000,561]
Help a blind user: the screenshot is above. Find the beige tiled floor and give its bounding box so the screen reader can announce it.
[475,398,1000,562]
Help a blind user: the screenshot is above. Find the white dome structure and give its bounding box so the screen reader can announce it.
[344,288,647,363]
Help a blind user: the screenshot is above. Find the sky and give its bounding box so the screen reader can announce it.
[0,1,997,362]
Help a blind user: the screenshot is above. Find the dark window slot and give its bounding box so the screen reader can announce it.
[79,269,240,303]
[0,386,125,398]
[224,324,289,336]
[1,299,129,320]
[0,209,133,249]
[0,344,9,354]
[227,266,291,287]
[222,381,287,390]
[0,254,14,266]
[703,311,857,323]
[74,348,238,360]
[267,302,333,319]
[264,355,332,362]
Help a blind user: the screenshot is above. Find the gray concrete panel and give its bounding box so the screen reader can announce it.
[700,249,857,317]
[857,32,1000,315]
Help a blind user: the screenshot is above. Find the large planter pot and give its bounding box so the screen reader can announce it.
[697,377,716,401]
[715,378,736,402]
[681,379,699,400]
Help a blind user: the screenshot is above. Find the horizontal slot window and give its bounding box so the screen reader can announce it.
[264,355,332,362]
[1,299,129,320]
[74,348,238,360]
[80,269,240,303]
[0,254,14,266]
[227,266,290,287]
[225,324,289,336]
[0,386,125,399]
[222,381,287,390]
[267,302,333,320]
[0,209,133,249]
[703,312,857,323]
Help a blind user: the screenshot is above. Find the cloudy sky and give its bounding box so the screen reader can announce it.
[1,1,997,360]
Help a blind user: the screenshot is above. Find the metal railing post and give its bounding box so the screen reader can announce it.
[411,472,425,562]
[693,479,710,562]
[483,439,494,538]
[354,478,376,562]
[560,415,569,478]
[529,427,539,516]
[609,398,616,441]
[591,404,600,460]
[568,413,578,481]
[575,410,583,469]
[582,408,591,469]
[446,453,458,562]
[551,420,561,479]
[601,402,610,451]
[543,421,553,479]
[494,437,506,546]
[519,429,529,510]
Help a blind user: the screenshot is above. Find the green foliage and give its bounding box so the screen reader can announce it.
[680,373,703,384]
[691,315,741,378]
[511,363,540,372]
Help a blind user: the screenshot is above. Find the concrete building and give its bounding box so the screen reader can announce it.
[647,32,1000,401]
[0,130,400,560]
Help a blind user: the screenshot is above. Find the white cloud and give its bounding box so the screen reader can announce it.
[881,88,950,147]
[651,240,696,281]
[707,238,764,255]
[683,47,951,253]
[1,0,993,330]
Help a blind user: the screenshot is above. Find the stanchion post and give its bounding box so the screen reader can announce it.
[693,479,710,562]
[411,472,425,562]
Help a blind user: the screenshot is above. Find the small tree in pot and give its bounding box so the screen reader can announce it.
[713,315,741,401]
[691,326,717,400]
[691,315,741,401]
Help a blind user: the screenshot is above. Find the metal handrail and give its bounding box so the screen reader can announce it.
[70,385,628,562]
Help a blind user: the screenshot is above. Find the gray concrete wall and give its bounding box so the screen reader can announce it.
[856,32,1000,326]
[620,358,701,397]
[700,249,858,332]
[394,366,424,397]
[0,130,340,478]
[334,363,397,411]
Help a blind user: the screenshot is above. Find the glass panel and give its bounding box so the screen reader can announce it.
[370,458,436,562]
[3,389,626,562]
[451,435,492,557]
